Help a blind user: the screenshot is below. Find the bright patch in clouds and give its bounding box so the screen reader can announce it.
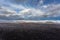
[0,0,60,20]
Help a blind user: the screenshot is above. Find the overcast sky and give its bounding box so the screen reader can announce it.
[0,0,60,20]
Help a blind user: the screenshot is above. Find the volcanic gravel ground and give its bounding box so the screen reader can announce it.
[0,23,60,40]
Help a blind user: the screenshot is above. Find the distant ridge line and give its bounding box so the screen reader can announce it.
[0,20,60,24]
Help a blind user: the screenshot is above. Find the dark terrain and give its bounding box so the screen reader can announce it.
[0,23,60,40]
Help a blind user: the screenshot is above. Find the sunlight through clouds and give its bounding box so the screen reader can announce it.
[0,0,60,20]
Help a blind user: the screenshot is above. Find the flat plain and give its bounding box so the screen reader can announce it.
[0,23,60,40]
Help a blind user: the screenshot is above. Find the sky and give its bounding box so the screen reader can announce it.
[0,0,60,20]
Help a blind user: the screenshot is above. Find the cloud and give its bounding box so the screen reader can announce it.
[17,3,60,20]
[0,6,18,20]
[44,4,60,17]
[0,6,44,20]
[0,3,60,20]
[19,8,45,17]
[0,0,60,20]
[0,6,16,14]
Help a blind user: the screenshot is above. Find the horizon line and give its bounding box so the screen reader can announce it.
[0,20,60,24]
